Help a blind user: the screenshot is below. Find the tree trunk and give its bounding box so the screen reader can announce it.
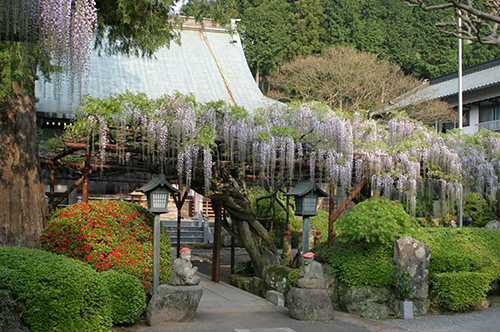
[0,80,48,247]
[194,168,280,278]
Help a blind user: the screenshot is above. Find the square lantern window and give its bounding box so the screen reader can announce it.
[285,180,328,217]
[137,174,179,214]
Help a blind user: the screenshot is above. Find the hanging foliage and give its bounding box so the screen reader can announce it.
[53,93,464,213]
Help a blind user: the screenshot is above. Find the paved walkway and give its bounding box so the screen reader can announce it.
[119,272,500,332]
[133,273,406,332]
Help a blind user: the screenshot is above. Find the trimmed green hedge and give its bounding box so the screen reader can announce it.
[0,247,112,332]
[433,272,492,311]
[328,242,394,288]
[409,227,500,282]
[101,270,145,325]
[335,197,416,246]
[321,223,500,311]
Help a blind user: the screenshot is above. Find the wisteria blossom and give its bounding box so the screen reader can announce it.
[60,94,469,215]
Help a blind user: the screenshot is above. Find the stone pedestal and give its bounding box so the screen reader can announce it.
[400,300,414,319]
[287,288,334,321]
[145,285,203,325]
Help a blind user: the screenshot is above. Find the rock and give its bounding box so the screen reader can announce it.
[263,265,293,294]
[340,286,391,314]
[287,288,334,321]
[145,285,203,325]
[476,299,490,310]
[362,303,394,320]
[394,236,431,299]
[485,220,500,230]
[0,290,29,332]
[250,276,264,297]
[412,298,430,316]
[266,290,285,307]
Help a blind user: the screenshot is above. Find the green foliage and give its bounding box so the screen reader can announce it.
[335,197,417,245]
[433,272,492,311]
[40,200,171,294]
[100,270,146,325]
[409,227,500,282]
[328,241,394,288]
[464,193,497,227]
[320,0,500,79]
[0,42,37,98]
[0,247,112,332]
[94,0,182,57]
[394,269,414,299]
[287,268,300,289]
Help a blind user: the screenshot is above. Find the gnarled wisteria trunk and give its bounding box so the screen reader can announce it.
[192,168,280,278]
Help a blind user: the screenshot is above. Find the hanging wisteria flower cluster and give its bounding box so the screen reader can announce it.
[63,93,467,213]
[39,0,97,77]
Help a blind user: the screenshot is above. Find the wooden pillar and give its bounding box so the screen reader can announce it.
[328,185,336,248]
[49,164,55,207]
[285,195,290,231]
[212,200,223,283]
[82,150,91,203]
[230,214,235,275]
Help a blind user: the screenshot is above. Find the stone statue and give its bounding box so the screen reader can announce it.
[297,252,326,289]
[169,248,200,286]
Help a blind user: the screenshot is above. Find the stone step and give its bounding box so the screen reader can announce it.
[161,220,201,228]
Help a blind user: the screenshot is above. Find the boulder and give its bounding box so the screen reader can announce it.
[340,286,393,319]
[394,236,431,299]
[263,265,293,294]
[485,220,500,230]
[145,285,203,325]
[0,290,29,332]
[287,288,334,321]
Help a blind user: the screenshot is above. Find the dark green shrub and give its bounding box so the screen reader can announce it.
[394,269,414,299]
[335,197,417,245]
[0,247,112,332]
[328,241,394,288]
[433,272,492,311]
[41,200,171,294]
[100,270,146,325]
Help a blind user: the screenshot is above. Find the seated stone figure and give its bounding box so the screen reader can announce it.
[169,248,200,286]
[297,252,327,289]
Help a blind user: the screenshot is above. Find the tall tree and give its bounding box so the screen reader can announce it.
[267,45,455,124]
[0,0,180,248]
[321,0,500,79]
[406,0,500,47]
[238,0,292,88]
[288,0,327,58]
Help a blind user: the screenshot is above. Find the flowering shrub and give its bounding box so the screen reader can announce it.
[41,200,171,294]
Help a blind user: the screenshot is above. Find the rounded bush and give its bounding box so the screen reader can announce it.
[433,272,492,311]
[0,247,112,332]
[101,270,146,325]
[335,197,416,245]
[40,200,171,294]
[328,241,394,288]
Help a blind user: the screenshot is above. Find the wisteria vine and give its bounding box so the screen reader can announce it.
[57,93,473,215]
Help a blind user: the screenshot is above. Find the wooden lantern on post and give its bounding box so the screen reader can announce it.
[137,174,179,294]
[285,180,328,258]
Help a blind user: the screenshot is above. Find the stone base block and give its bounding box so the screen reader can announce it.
[287,288,334,321]
[266,290,285,307]
[400,300,414,319]
[145,285,203,325]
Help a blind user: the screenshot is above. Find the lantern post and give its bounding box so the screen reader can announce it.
[285,181,328,262]
[137,174,179,294]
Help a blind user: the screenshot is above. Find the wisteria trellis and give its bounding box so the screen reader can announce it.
[62,93,469,214]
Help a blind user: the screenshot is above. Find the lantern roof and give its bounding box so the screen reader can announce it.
[136,174,180,194]
[285,180,328,198]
